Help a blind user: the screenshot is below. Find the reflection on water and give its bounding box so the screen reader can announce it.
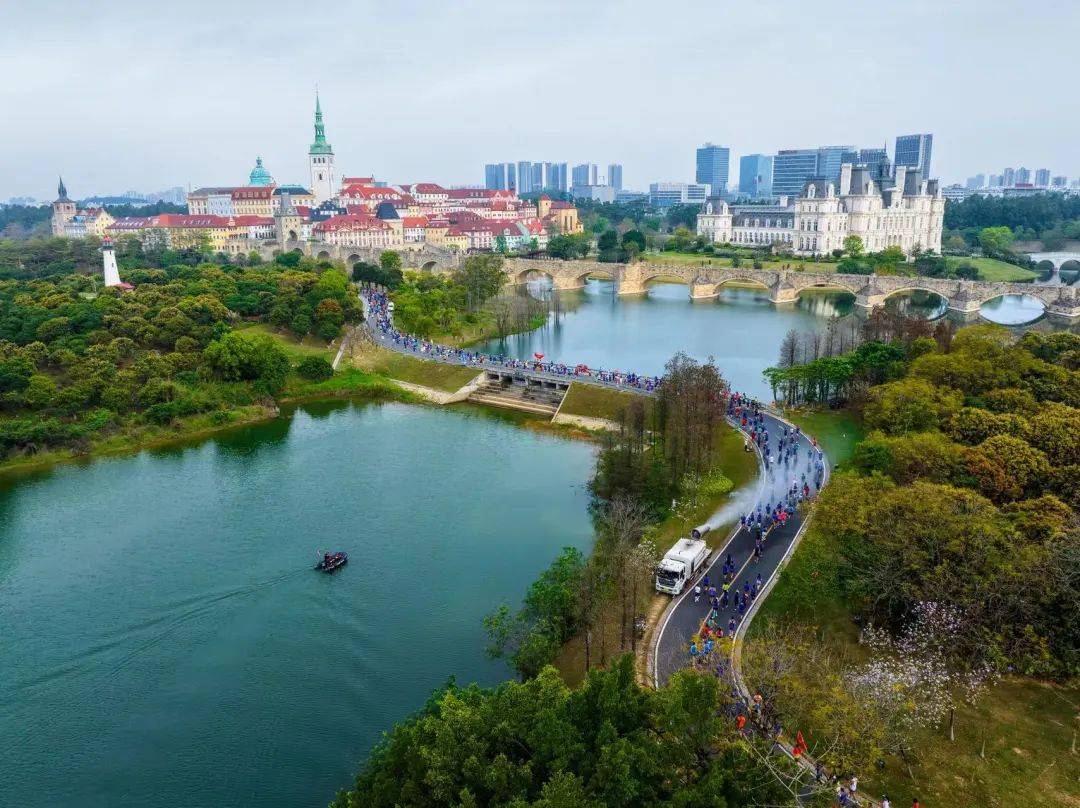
[884,290,948,320]
[981,294,1046,325]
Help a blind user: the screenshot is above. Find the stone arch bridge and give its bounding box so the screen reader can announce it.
[253,241,465,272]
[502,258,1080,319]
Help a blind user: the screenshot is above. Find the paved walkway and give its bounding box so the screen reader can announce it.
[360,290,661,396]
[654,410,826,684]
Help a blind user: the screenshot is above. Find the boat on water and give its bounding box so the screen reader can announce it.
[315,551,348,573]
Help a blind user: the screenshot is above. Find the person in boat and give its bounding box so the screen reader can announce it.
[324,552,331,567]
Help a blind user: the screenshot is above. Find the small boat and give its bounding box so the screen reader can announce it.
[315,551,348,573]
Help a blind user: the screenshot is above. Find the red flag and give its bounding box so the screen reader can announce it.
[534,352,544,361]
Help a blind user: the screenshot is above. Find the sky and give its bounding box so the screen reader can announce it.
[2,0,1077,200]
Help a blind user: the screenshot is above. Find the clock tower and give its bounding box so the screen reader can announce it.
[308,93,336,204]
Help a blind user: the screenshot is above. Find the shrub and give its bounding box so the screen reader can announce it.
[297,356,334,381]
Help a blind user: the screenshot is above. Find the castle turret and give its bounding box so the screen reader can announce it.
[308,92,336,204]
[101,236,121,287]
[51,176,76,236]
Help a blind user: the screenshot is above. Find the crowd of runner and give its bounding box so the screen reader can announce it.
[682,395,883,806]
[363,289,663,392]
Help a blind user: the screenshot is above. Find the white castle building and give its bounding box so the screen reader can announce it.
[697,164,944,256]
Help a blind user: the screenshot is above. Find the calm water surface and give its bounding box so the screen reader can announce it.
[1,401,596,807]
[478,282,855,400]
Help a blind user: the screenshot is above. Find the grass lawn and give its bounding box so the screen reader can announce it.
[782,408,866,469]
[238,322,336,360]
[558,383,649,422]
[348,341,478,392]
[947,256,1038,282]
[641,252,839,274]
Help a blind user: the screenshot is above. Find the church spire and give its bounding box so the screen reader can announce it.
[57,176,70,201]
[313,92,326,145]
[309,91,333,155]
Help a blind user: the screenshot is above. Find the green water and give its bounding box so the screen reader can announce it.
[0,400,596,807]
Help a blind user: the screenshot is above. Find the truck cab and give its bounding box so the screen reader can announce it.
[655,538,709,596]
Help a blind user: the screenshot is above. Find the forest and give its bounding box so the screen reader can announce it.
[0,250,362,461]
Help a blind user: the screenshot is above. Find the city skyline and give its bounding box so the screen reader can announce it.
[3,1,1079,198]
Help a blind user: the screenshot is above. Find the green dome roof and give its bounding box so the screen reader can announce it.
[248,157,273,187]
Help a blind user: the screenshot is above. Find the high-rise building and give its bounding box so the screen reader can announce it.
[738,154,773,199]
[817,145,855,184]
[988,174,1003,187]
[1035,168,1051,187]
[515,161,534,193]
[550,163,568,192]
[485,163,514,190]
[894,134,933,177]
[572,163,599,187]
[966,174,986,189]
[772,149,821,196]
[695,143,730,195]
[648,182,709,208]
[607,163,623,191]
[1052,175,1068,188]
[1016,167,1031,184]
[1002,167,1016,187]
[308,93,336,203]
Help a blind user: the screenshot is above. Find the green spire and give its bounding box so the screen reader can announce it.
[310,92,332,155]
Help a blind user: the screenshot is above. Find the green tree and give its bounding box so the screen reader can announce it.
[843,234,864,258]
[978,225,1015,254]
[203,331,290,393]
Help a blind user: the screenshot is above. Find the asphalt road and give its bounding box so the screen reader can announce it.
[654,411,825,685]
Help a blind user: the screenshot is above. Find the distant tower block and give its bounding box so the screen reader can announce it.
[101,237,121,287]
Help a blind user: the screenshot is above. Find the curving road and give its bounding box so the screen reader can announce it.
[654,410,828,686]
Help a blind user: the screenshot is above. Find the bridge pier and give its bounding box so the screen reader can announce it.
[616,279,647,295]
[552,275,586,292]
[690,281,718,299]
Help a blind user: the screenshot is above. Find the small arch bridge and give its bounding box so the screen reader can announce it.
[503,258,1080,319]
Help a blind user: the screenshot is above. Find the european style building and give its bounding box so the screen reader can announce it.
[696,164,944,256]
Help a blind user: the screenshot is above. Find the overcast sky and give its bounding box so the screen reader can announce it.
[2,0,1077,199]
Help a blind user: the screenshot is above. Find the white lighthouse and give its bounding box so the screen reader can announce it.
[101,236,121,287]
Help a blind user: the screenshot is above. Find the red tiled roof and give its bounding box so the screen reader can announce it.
[148,214,237,228]
[313,214,391,232]
[402,216,429,227]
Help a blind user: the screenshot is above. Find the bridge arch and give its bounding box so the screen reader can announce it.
[793,281,860,298]
[346,253,361,265]
[1060,259,1080,276]
[978,292,1047,325]
[637,269,694,287]
[316,250,331,261]
[514,266,556,284]
[420,260,437,272]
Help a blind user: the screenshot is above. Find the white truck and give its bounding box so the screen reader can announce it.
[655,538,709,595]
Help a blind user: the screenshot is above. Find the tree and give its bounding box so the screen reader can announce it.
[843,234,864,258]
[863,377,963,434]
[450,254,506,310]
[203,331,290,393]
[296,355,334,381]
[978,226,1015,254]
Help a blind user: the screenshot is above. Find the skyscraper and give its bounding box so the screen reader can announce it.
[485,163,514,190]
[1052,175,1068,188]
[516,161,534,193]
[772,149,821,196]
[894,134,933,177]
[1002,167,1016,187]
[738,154,773,199]
[572,163,599,187]
[817,145,855,184]
[966,174,986,189]
[1035,168,1050,187]
[550,163,568,192]
[607,164,623,191]
[1016,167,1031,184]
[695,143,730,195]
